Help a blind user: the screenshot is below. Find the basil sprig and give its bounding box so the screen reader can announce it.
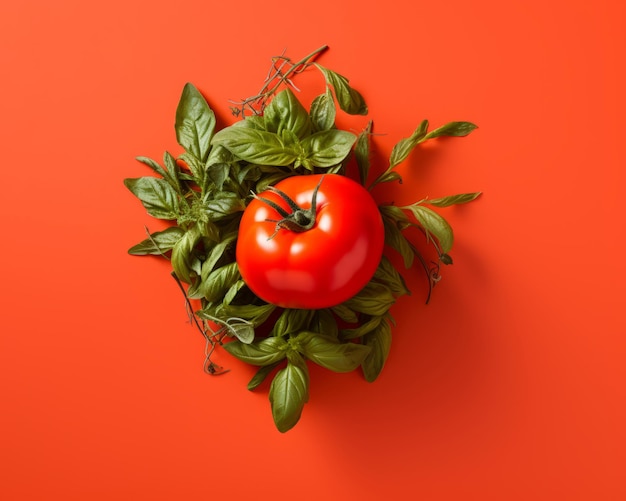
[124,48,479,433]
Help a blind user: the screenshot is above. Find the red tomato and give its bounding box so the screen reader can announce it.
[236,174,385,309]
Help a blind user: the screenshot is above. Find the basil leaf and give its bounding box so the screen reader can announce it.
[382,215,414,268]
[297,332,371,373]
[405,204,454,253]
[372,170,403,186]
[135,156,167,178]
[179,151,205,187]
[218,303,277,327]
[206,162,230,191]
[223,279,246,305]
[263,88,311,139]
[128,227,185,256]
[205,192,245,219]
[175,83,215,163]
[311,309,339,339]
[361,319,392,382]
[201,262,241,302]
[237,115,266,130]
[389,119,429,169]
[424,121,477,139]
[247,362,281,390]
[300,129,356,168]
[340,315,385,340]
[331,303,359,323]
[316,65,368,115]
[343,282,396,316]
[227,319,255,344]
[426,192,482,207]
[222,336,288,366]
[211,127,298,166]
[354,121,372,185]
[201,235,235,280]
[309,87,336,132]
[162,152,183,194]
[269,356,309,433]
[272,309,315,337]
[124,177,180,220]
[171,227,202,283]
[373,256,410,296]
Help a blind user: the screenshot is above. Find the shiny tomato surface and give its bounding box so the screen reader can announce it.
[236,174,384,309]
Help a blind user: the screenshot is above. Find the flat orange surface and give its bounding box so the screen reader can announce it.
[1,0,625,499]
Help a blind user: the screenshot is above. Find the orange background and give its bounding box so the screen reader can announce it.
[1,0,625,499]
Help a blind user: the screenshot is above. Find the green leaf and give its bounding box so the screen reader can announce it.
[223,279,246,305]
[205,192,246,219]
[371,170,403,186]
[340,315,385,340]
[217,303,277,327]
[199,236,235,282]
[269,356,309,433]
[424,121,477,139]
[162,152,183,194]
[263,88,311,139]
[206,163,230,191]
[300,129,356,168]
[211,127,298,166]
[343,282,396,316]
[227,319,255,344]
[124,177,180,220]
[331,303,359,324]
[297,332,371,373]
[426,192,482,207]
[311,309,339,339]
[175,83,216,163]
[405,204,454,253]
[247,362,281,390]
[354,121,372,185]
[361,319,392,382]
[389,119,429,169]
[179,151,205,186]
[309,87,336,132]
[373,255,410,296]
[171,227,202,283]
[136,156,167,178]
[272,309,315,337]
[201,262,241,302]
[237,115,266,130]
[128,227,185,256]
[316,65,368,115]
[222,336,288,366]
[381,214,414,268]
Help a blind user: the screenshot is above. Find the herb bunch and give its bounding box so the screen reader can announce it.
[124,46,479,432]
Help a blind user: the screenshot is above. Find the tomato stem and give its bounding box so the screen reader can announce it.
[255,175,325,239]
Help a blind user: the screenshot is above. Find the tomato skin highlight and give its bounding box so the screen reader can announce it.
[236,174,385,309]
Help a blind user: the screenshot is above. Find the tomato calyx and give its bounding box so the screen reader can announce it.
[254,175,325,240]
